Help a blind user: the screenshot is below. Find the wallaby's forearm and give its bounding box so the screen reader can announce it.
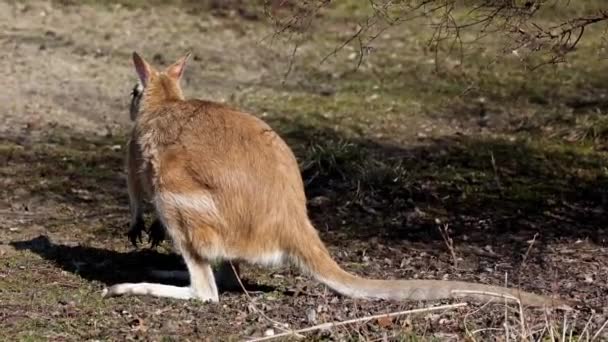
[126,137,147,247]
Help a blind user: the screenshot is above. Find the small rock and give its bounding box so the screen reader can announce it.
[319,88,335,97]
[306,308,317,324]
[426,313,441,322]
[439,318,451,325]
[308,196,330,207]
[263,328,275,337]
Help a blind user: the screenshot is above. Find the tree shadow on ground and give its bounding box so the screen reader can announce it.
[1,131,129,213]
[2,117,607,309]
[1,119,606,253]
[271,117,608,250]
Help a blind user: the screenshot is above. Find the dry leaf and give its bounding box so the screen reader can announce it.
[377,315,393,328]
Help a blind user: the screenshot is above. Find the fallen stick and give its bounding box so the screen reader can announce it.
[246,302,468,342]
[592,319,608,341]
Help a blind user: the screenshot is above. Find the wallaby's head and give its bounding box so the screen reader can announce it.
[129,52,191,120]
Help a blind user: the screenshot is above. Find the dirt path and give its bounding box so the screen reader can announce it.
[0,0,285,138]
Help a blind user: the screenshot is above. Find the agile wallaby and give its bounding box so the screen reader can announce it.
[102,52,571,309]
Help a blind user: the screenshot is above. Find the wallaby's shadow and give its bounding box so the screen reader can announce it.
[10,235,276,294]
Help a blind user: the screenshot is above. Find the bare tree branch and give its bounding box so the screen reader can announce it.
[264,0,608,74]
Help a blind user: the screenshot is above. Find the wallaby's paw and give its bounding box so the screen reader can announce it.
[148,218,166,248]
[127,218,146,247]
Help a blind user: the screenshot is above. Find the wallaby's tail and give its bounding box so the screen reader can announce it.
[291,221,572,309]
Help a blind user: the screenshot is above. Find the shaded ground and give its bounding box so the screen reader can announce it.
[1,1,607,341]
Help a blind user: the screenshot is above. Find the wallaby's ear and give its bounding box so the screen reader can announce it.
[132,52,153,86]
[165,52,191,81]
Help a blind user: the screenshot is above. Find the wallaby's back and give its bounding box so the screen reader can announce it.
[135,98,310,263]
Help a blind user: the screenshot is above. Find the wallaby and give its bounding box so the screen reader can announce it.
[102,52,572,309]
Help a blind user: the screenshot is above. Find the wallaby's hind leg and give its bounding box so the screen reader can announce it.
[102,249,219,302]
[145,261,240,293]
[182,250,219,301]
[104,210,220,302]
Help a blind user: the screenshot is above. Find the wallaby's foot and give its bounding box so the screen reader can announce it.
[148,218,166,248]
[102,283,213,301]
[127,217,146,247]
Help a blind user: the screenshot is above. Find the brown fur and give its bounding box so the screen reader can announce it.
[105,52,573,309]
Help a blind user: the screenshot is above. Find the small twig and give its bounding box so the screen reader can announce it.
[463,296,495,341]
[517,290,526,341]
[451,287,528,338]
[436,222,458,268]
[580,314,595,341]
[228,262,301,337]
[592,319,608,341]
[518,233,538,289]
[319,24,365,65]
[470,327,503,336]
[561,310,568,342]
[535,325,547,342]
[247,303,468,342]
[503,272,510,342]
[514,236,538,341]
[451,289,521,303]
[490,152,503,194]
[544,308,556,342]
[281,41,300,83]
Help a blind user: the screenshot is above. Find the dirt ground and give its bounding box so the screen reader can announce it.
[1,1,607,341]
